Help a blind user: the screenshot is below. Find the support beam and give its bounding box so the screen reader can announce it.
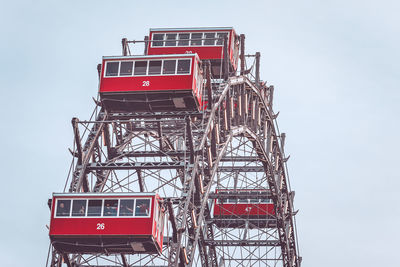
[167,200,178,243]
[144,35,149,55]
[122,38,128,56]
[157,120,163,150]
[121,254,129,267]
[208,192,272,199]
[69,113,107,192]
[116,151,188,158]
[186,116,195,164]
[223,36,229,80]
[97,64,102,79]
[226,90,231,131]
[211,122,217,158]
[203,240,280,246]
[87,161,186,170]
[112,151,259,162]
[255,52,260,87]
[233,171,238,191]
[102,123,112,157]
[217,166,265,172]
[137,170,144,192]
[206,62,212,110]
[240,34,246,75]
[71,118,83,165]
[204,206,218,267]
[62,254,72,267]
[106,110,203,120]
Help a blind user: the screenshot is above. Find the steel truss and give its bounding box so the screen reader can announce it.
[48,43,301,267]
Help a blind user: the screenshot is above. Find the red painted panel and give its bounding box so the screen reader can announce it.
[213,203,275,217]
[192,71,202,106]
[50,217,153,236]
[99,75,194,93]
[152,195,164,250]
[148,46,224,61]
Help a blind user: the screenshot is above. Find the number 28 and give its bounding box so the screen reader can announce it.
[142,81,150,86]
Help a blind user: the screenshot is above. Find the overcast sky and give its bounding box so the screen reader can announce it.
[1,0,399,266]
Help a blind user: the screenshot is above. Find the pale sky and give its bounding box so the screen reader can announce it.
[1,0,399,266]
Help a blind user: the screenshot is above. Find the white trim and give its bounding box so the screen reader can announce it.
[71,199,88,217]
[103,58,192,78]
[103,54,197,60]
[160,60,164,76]
[147,59,162,75]
[190,32,203,46]
[54,197,152,219]
[176,58,192,75]
[177,32,190,46]
[100,199,104,217]
[118,198,135,217]
[85,198,104,217]
[85,199,89,216]
[216,198,273,204]
[119,61,134,76]
[150,27,233,32]
[102,198,119,217]
[203,32,216,46]
[134,198,152,217]
[151,33,165,47]
[53,192,157,197]
[150,31,229,48]
[117,199,121,216]
[104,61,120,77]
[133,59,148,76]
[54,198,72,217]
[165,33,178,46]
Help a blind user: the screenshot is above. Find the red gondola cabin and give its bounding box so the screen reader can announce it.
[99,53,203,112]
[147,27,239,78]
[213,189,275,228]
[49,193,165,254]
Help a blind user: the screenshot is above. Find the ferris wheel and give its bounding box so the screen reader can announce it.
[46,27,301,267]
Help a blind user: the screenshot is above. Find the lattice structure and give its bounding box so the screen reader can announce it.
[47,29,301,267]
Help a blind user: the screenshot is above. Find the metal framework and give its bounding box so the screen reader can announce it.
[47,33,301,267]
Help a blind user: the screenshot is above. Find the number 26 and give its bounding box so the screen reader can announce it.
[97,223,105,230]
